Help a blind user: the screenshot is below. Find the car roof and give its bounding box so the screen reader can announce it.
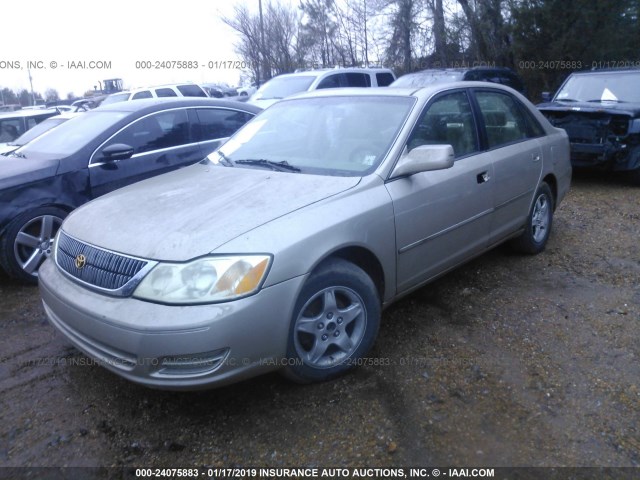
[93,97,262,114]
[570,68,640,76]
[292,82,525,102]
[0,108,60,119]
[129,83,204,92]
[273,67,394,79]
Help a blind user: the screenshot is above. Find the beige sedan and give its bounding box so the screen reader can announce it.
[39,83,571,390]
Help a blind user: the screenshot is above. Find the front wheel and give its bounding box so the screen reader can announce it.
[283,259,381,383]
[511,182,554,254]
[0,207,67,284]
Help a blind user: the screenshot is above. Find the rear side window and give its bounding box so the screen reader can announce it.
[475,91,532,148]
[176,84,207,97]
[376,72,395,86]
[345,73,371,87]
[155,88,178,98]
[193,108,254,141]
[132,90,153,100]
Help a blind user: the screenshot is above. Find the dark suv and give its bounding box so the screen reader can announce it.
[391,67,527,95]
[538,69,640,183]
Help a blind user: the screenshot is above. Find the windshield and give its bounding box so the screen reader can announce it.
[253,76,316,100]
[101,92,130,105]
[391,71,464,88]
[208,95,414,176]
[555,72,640,103]
[11,117,68,145]
[16,111,128,157]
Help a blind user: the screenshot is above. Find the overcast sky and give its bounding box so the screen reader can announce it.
[1,0,264,99]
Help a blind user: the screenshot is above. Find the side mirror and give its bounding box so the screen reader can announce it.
[391,144,454,178]
[101,143,134,161]
[541,92,552,102]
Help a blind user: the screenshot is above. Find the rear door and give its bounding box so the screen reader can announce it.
[89,108,202,197]
[471,89,543,243]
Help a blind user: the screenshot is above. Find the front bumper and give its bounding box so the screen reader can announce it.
[570,142,640,171]
[39,259,306,390]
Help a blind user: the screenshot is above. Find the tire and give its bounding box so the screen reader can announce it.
[511,182,554,254]
[0,206,67,284]
[283,258,381,383]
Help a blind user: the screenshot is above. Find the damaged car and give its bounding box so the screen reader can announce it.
[39,84,571,390]
[538,68,640,183]
[0,98,259,283]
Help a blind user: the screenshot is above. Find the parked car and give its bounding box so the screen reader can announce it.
[391,67,527,96]
[101,83,209,105]
[0,112,80,156]
[39,84,571,390]
[0,98,260,282]
[0,109,61,143]
[51,104,89,113]
[201,83,238,99]
[237,83,257,98]
[248,67,396,108]
[537,68,640,183]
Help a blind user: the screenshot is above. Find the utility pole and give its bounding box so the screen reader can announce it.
[28,68,36,106]
[259,0,266,86]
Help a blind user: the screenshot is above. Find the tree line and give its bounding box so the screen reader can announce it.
[0,87,72,108]
[224,0,640,99]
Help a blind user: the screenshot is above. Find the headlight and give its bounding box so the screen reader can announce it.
[133,255,271,305]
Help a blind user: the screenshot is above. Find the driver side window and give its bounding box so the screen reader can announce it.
[408,91,478,158]
[104,110,190,155]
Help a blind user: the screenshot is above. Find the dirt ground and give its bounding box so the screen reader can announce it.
[0,172,639,474]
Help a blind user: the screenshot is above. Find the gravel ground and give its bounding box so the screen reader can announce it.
[0,172,639,473]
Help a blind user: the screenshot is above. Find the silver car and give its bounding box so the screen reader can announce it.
[39,84,571,390]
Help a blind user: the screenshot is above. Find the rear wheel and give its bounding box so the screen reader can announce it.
[0,207,67,284]
[511,182,554,254]
[283,259,381,383]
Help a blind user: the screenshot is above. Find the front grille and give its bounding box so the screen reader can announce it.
[56,231,148,291]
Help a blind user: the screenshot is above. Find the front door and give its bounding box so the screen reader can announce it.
[89,109,201,198]
[386,90,495,294]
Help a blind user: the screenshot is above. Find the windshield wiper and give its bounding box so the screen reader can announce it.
[556,98,580,102]
[235,159,301,172]
[217,150,235,167]
[586,99,625,103]
[10,151,26,159]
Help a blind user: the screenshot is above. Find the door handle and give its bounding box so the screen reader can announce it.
[477,171,490,184]
[532,153,541,162]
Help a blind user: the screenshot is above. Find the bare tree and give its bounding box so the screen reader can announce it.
[45,88,60,103]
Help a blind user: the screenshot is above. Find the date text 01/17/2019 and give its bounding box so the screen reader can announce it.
[133,60,249,70]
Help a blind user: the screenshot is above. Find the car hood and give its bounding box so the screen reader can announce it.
[538,101,640,117]
[62,162,361,261]
[248,98,280,109]
[0,156,59,190]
